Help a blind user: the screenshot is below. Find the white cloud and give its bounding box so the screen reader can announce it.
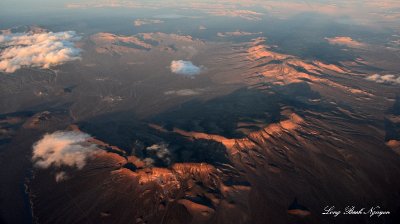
[366,74,400,85]
[134,19,164,27]
[32,131,99,170]
[55,171,68,182]
[325,36,366,48]
[0,31,81,73]
[170,60,203,76]
[208,9,263,21]
[164,88,205,96]
[143,158,155,167]
[146,143,171,165]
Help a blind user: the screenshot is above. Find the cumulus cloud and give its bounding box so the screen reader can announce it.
[143,158,155,167]
[170,60,203,76]
[55,171,68,182]
[134,19,164,27]
[146,143,171,165]
[0,31,81,73]
[209,9,263,21]
[366,74,400,85]
[32,131,99,170]
[325,36,366,48]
